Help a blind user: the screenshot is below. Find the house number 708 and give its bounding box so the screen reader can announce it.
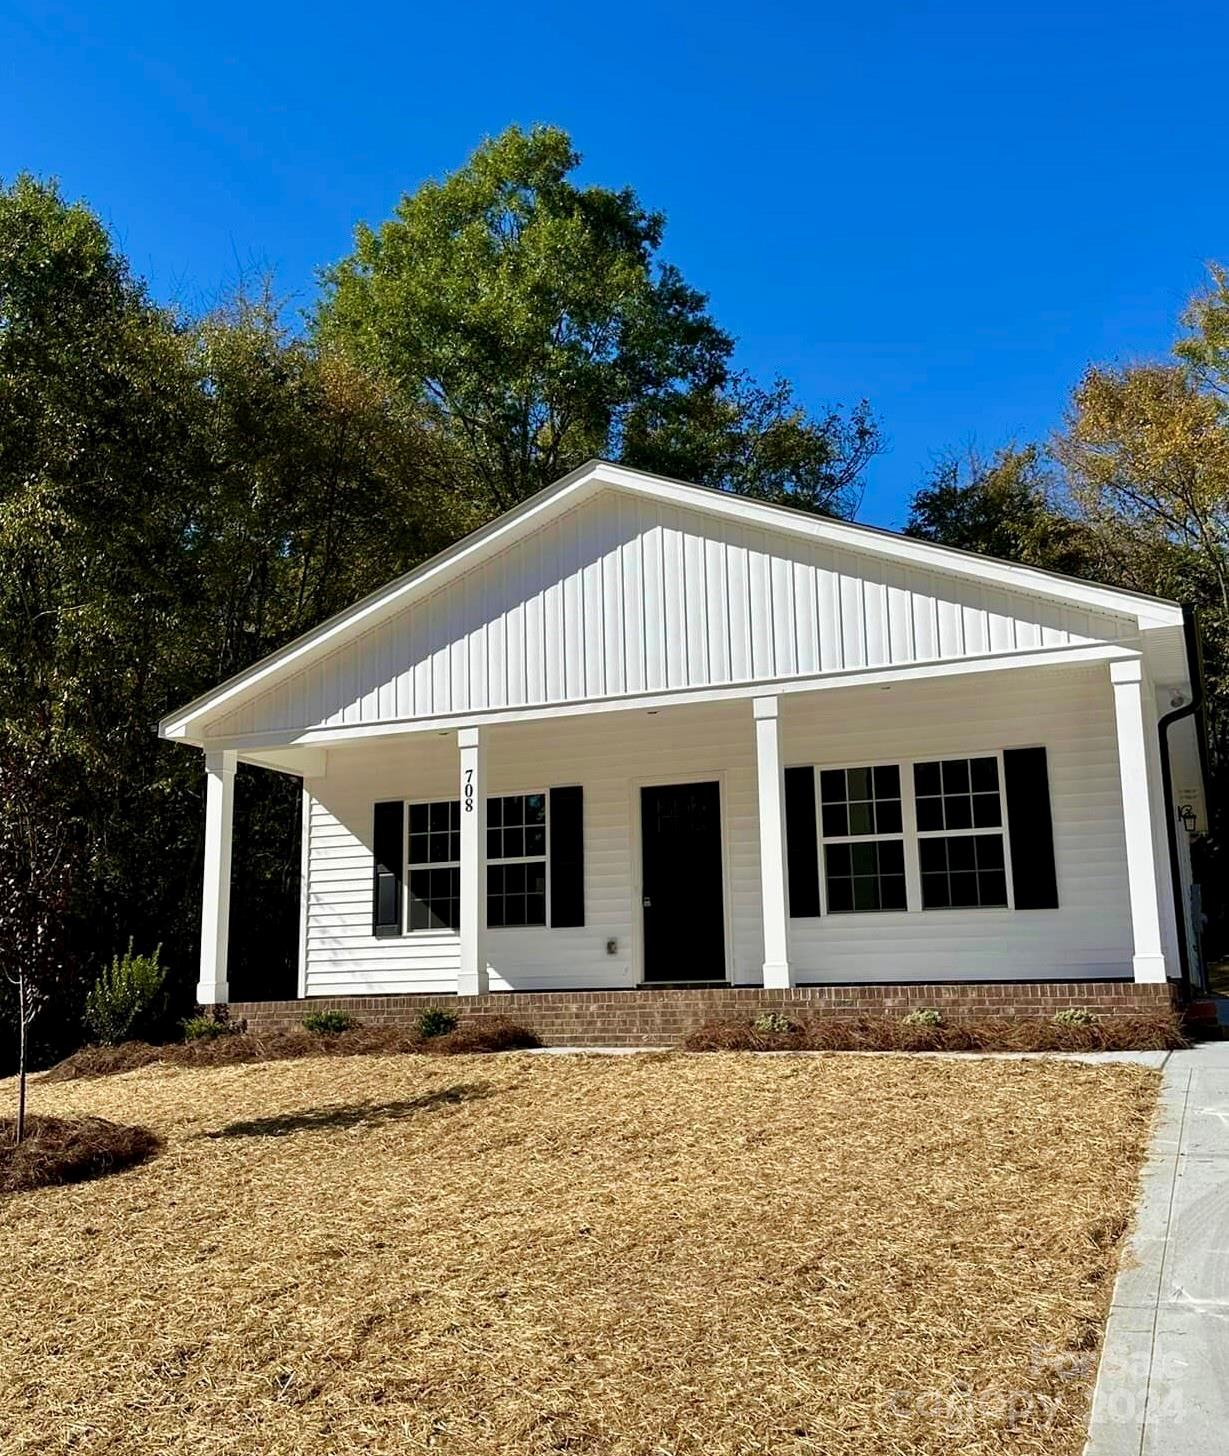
[464,768,475,811]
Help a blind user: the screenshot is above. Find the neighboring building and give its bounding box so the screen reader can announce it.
[160,460,1207,1017]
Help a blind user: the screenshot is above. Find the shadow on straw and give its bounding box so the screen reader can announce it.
[204,1083,492,1139]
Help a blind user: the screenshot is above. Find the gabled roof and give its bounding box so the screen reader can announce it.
[159,458,1185,740]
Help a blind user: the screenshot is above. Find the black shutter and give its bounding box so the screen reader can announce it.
[549,785,584,927]
[784,766,822,918]
[372,800,405,937]
[1003,747,1059,910]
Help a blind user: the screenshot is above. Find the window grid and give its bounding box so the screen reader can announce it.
[913,755,1010,911]
[818,764,908,914]
[487,792,549,929]
[406,799,461,932]
[914,756,1004,835]
[918,833,1008,910]
[809,751,1016,915]
[402,792,552,933]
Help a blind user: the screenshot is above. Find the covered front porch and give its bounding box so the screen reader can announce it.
[193,643,1183,1008]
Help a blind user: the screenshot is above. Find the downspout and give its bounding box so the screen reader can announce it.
[1157,606,1207,999]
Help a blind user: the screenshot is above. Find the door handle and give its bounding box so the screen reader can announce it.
[642,896,651,908]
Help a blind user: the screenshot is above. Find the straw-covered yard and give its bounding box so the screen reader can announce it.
[0,1051,1157,1455]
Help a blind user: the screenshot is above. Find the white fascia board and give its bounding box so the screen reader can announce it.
[161,457,1182,739]
[199,639,1141,754]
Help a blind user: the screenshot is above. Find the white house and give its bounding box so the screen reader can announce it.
[159,460,1208,1012]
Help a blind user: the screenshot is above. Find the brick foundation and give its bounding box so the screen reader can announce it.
[228,980,1179,1048]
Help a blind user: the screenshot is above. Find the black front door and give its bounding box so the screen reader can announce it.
[640,780,726,983]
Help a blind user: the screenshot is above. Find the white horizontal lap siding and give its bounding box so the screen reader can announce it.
[203,490,1135,738]
[303,705,764,996]
[783,667,1133,981]
[304,736,461,996]
[302,665,1133,996]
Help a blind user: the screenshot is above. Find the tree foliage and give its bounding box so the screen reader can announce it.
[0,150,883,1069]
[622,375,880,516]
[0,177,471,1067]
[906,444,1095,575]
[316,125,880,515]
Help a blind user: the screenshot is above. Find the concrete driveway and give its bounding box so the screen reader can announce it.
[1085,1039,1229,1454]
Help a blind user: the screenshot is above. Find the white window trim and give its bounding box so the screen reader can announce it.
[404,796,461,935]
[815,760,909,917]
[811,749,1016,915]
[486,788,552,931]
[912,749,1014,912]
[402,789,554,933]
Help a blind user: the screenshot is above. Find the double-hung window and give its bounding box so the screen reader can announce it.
[487,793,548,927]
[405,792,550,930]
[913,756,1009,909]
[407,799,461,931]
[818,765,908,912]
[811,753,1014,914]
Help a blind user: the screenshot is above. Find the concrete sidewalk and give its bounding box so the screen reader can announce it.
[1085,1040,1229,1454]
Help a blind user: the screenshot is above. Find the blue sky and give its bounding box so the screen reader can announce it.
[2,1,1226,527]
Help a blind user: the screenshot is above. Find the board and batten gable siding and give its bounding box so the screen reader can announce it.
[301,663,1137,996]
[210,489,1134,739]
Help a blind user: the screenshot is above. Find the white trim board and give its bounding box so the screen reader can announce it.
[211,640,1141,756]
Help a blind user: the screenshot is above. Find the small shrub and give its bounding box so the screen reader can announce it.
[752,1011,800,1035]
[83,941,168,1046]
[1053,1007,1097,1028]
[415,1007,459,1040]
[902,1008,943,1028]
[302,1010,356,1036]
[181,1014,240,1042]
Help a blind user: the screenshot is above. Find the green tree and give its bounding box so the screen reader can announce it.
[182,289,472,684]
[1175,262,1229,398]
[0,179,468,1063]
[905,444,1095,575]
[1056,362,1229,609]
[622,375,880,516]
[316,125,879,515]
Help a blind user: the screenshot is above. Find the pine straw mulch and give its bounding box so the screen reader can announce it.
[41,1016,539,1083]
[0,1051,1159,1456]
[0,1115,160,1194]
[684,1010,1184,1054]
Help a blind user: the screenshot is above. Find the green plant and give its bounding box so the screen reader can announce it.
[415,1007,459,1040]
[83,941,167,1046]
[903,1008,944,1028]
[751,1011,799,1035]
[181,1014,240,1042]
[302,1010,355,1036]
[1053,1007,1097,1028]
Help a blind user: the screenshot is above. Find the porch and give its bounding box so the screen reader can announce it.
[195,649,1185,1007]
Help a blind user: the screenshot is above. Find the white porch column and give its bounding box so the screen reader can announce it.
[1110,659,1169,984]
[457,726,489,997]
[754,696,792,989]
[197,749,237,1005]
